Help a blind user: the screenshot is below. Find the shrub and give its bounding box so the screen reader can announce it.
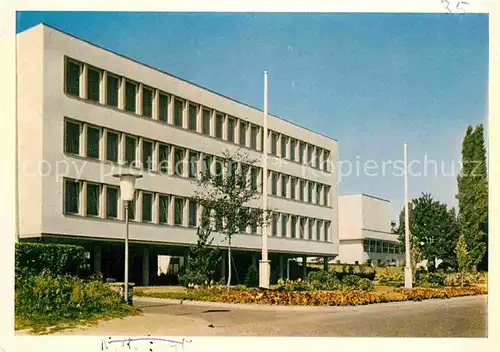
[308,271,341,291]
[341,275,361,289]
[358,278,374,291]
[15,242,88,277]
[274,279,311,292]
[244,264,259,288]
[416,271,446,287]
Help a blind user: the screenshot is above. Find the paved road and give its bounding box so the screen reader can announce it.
[54,295,487,337]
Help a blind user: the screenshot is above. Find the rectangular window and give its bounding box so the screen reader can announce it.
[158,144,170,173]
[227,118,235,143]
[308,219,315,239]
[142,86,153,118]
[87,67,101,102]
[323,221,329,242]
[308,182,314,203]
[281,214,288,237]
[251,168,259,191]
[300,218,306,239]
[290,139,296,161]
[189,200,197,227]
[271,133,277,155]
[174,198,184,225]
[250,126,258,150]
[202,109,211,135]
[64,179,80,214]
[291,178,296,199]
[86,183,100,217]
[215,113,224,139]
[142,192,153,222]
[281,136,287,159]
[271,173,278,196]
[215,158,223,182]
[324,186,330,206]
[106,131,119,162]
[159,93,169,122]
[125,136,136,166]
[316,184,322,205]
[239,121,247,146]
[316,220,322,241]
[188,104,198,131]
[281,175,288,198]
[65,60,80,97]
[64,120,81,155]
[174,99,184,127]
[376,241,382,253]
[291,216,297,239]
[323,151,330,172]
[299,180,305,201]
[383,242,389,253]
[203,154,213,176]
[189,151,198,178]
[86,126,100,159]
[128,195,136,221]
[363,240,370,252]
[106,186,118,218]
[272,214,278,236]
[125,80,137,113]
[159,195,169,224]
[315,148,321,168]
[174,148,185,177]
[299,142,305,164]
[142,139,153,170]
[307,145,314,166]
[106,74,119,108]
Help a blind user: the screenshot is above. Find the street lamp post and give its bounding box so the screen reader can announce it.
[113,173,142,303]
[403,142,413,288]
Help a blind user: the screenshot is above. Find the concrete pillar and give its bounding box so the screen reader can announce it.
[142,247,150,286]
[323,256,329,272]
[279,254,284,280]
[93,245,101,273]
[302,256,307,279]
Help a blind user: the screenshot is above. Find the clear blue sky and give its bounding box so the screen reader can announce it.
[17,12,489,221]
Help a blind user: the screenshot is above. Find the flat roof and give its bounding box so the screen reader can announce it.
[339,193,391,203]
[23,22,338,143]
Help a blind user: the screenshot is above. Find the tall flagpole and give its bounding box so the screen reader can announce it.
[259,71,270,288]
[404,142,413,288]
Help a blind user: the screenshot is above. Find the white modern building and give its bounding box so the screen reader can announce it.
[337,194,403,266]
[16,24,339,285]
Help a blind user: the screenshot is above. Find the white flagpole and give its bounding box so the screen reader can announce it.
[404,142,413,288]
[259,71,270,288]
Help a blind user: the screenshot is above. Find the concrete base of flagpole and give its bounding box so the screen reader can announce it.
[259,260,271,289]
[404,266,413,289]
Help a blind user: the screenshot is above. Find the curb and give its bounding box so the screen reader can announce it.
[133,294,486,312]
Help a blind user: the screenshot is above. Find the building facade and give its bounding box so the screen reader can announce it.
[337,194,403,266]
[17,24,339,285]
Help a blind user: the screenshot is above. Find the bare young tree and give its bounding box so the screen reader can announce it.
[194,149,271,290]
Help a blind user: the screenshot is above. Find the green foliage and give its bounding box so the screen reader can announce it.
[178,224,221,287]
[456,233,470,286]
[341,275,361,289]
[416,271,447,287]
[16,242,88,277]
[457,124,488,270]
[357,278,374,291]
[397,193,460,268]
[308,271,341,291]
[244,264,259,288]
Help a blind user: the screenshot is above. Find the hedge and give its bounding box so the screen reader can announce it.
[15,242,88,277]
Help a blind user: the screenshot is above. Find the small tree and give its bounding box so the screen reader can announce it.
[244,264,259,288]
[178,215,221,287]
[456,233,470,287]
[194,150,271,290]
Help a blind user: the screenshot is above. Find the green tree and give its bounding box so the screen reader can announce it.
[456,124,488,272]
[194,150,270,290]
[244,264,259,288]
[178,214,221,287]
[455,233,470,287]
[398,193,460,270]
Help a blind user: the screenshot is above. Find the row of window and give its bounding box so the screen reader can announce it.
[64,118,331,206]
[271,214,330,242]
[362,239,402,254]
[65,58,331,171]
[63,178,331,241]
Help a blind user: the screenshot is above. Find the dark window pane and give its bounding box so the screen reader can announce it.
[158,144,169,173]
[142,193,153,222]
[271,133,277,155]
[142,140,153,169]
[65,60,80,97]
[128,197,136,221]
[251,126,258,149]
[299,180,305,201]
[203,155,212,176]
[159,195,169,224]
[291,178,296,199]
[106,187,118,218]
[300,218,306,239]
[174,198,184,225]
[324,186,329,206]
[202,109,211,135]
[281,175,287,197]
[142,87,153,117]
[324,222,330,242]
[188,104,197,131]
[272,214,278,236]
[174,99,184,127]
[189,200,197,226]
[106,75,119,107]
[86,126,100,159]
[215,114,223,139]
[106,131,119,162]
[291,216,297,238]
[174,148,184,177]
[125,136,136,166]
[159,93,169,122]
[86,183,100,216]
[239,122,247,146]
[125,81,137,112]
[189,152,198,178]
[281,215,287,237]
[290,139,296,161]
[317,221,322,241]
[87,68,100,102]
[281,136,287,158]
[271,173,277,195]
[227,118,235,143]
[308,182,313,203]
[215,158,223,182]
[65,120,80,154]
[316,185,322,205]
[64,179,80,214]
[251,168,258,191]
[299,143,305,164]
[309,219,314,238]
